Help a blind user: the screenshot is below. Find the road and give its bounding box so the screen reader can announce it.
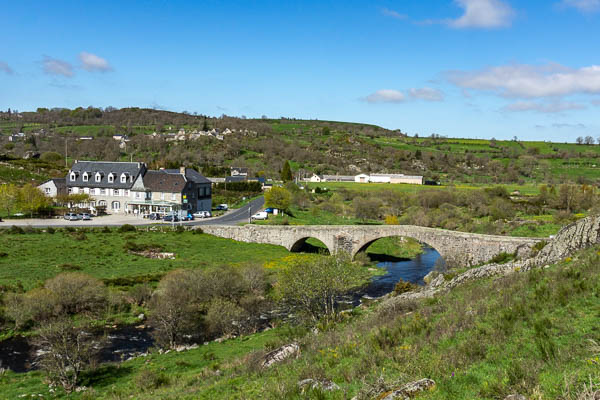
[194,196,265,226]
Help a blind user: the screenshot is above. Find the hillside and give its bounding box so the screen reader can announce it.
[2,107,600,186]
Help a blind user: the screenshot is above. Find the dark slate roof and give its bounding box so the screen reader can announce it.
[164,168,211,184]
[67,161,146,189]
[225,176,247,183]
[51,178,66,189]
[143,170,187,192]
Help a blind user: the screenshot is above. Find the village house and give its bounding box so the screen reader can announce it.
[230,167,249,177]
[63,161,212,215]
[38,178,67,197]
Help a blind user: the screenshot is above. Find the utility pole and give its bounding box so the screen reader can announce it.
[65,137,68,168]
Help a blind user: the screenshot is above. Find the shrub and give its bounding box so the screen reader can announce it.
[44,273,107,316]
[490,252,514,264]
[193,227,203,234]
[8,225,24,234]
[70,231,87,241]
[118,224,136,233]
[205,298,248,337]
[393,279,417,295]
[46,227,55,234]
[128,284,153,306]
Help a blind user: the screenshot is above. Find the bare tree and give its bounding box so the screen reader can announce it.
[584,136,595,145]
[576,136,584,145]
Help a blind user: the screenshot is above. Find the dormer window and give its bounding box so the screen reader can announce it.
[95,172,103,182]
[82,172,89,182]
[120,173,128,183]
[70,172,78,181]
[108,173,115,183]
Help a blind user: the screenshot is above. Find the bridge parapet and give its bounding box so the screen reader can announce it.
[199,225,543,268]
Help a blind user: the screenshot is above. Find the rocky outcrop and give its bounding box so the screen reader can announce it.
[261,343,300,368]
[378,378,436,399]
[535,216,600,265]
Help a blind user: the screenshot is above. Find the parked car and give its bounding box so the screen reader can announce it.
[147,213,161,220]
[163,214,180,222]
[63,213,80,221]
[193,210,212,218]
[215,204,228,211]
[181,213,194,221]
[251,211,268,220]
[79,213,92,221]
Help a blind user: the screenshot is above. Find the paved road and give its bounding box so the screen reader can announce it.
[194,196,265,226]
[0,197,265,228]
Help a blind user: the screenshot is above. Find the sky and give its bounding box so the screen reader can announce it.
[1,0,600,141]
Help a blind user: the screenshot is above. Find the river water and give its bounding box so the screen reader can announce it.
[0,247,441,373]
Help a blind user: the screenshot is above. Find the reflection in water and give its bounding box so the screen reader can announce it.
[364,246,441,298]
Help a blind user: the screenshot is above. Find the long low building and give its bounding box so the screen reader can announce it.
[307,173,423,185]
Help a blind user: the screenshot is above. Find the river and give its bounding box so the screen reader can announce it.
[0,247,441,373]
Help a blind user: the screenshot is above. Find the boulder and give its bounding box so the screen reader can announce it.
[298,378,340,392]
[379,378,435,400]
[261,343,300,368]
[429,274,445,288]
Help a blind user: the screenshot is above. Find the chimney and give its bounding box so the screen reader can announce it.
[180,166,186,175]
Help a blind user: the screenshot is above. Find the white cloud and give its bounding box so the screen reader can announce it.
[363,89,406,103]
[502,100,585,113]
[560,0,600,13]
[449,0,515,28]
[409,87,445,101]
[42,56,74,77]
[381,7,407,19]
[79,52,112,72]
[0,61,14,75]
[447,63,600,98]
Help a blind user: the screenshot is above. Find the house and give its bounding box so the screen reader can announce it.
[225,176,247,183]
[66,161,147,214]
[64,161,212,215]
[354,173,370,183]
[308,173,323,183]
[112,134,129,141]
[38,178,67,197]
[387,174,423,185]
[230,167,249,177]
[8,132,25,142]
[129,167,212,216]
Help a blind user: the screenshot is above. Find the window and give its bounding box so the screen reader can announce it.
[124,190,129,197]
[171,193,177,201]
[83,187,89,194]
[68,187,73,194]
[98,200,106,207]
[100,188,106,195]
[82,172,89,182]
[161,193,165,200]
[70,172,77,181]
[111,201,120,210]
[108,173,115,183]
[72,187,79,194]
[145,192,152,200]
[95,172,102,182]
[120,173,127,183]
[135,192,141,199]
[45,188,51,194]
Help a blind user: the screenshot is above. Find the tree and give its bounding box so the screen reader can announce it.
[0,184,19,216]
[275,254,369,322]
[265,186,292,211]
[35,318,102,393]
[584,136,595,145]
[18,184,51,217]
[281,160,293,182]
[576,136,584,145]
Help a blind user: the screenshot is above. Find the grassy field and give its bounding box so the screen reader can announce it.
[3,243,599,398]
[0,228,293,290]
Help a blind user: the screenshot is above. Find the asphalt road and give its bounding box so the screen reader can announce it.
[194,196,265,226]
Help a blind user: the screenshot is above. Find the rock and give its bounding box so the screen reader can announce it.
[137,313,145,320]
[261,343,300,368]
[504,395,527,400]
[535,216,600,265]
[423,271,438,284]
[298,378,340,392]
[429,274,445,288]
[379,378,436,400]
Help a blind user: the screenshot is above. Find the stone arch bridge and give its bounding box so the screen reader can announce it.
[200,225,543,267]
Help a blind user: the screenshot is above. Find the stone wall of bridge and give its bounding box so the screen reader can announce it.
[199,225,542,268]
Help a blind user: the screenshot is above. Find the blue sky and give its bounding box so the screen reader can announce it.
[1,0,600,141]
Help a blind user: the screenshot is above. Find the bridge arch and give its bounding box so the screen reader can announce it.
[289,237,332,255]
[353,234,447,266]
